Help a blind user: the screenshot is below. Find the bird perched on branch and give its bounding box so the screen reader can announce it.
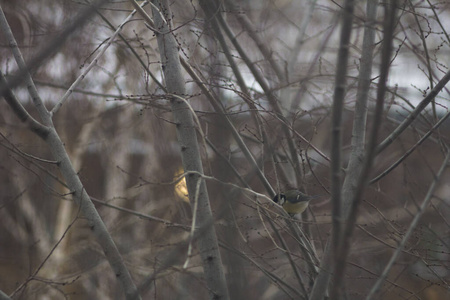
[272,190,317,216]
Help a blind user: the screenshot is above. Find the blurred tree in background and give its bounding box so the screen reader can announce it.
[1,0,450,299]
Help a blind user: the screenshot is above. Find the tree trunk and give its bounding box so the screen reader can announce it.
[150,1,229,299]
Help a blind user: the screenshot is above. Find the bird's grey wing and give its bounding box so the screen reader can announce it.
[288,194,312,203]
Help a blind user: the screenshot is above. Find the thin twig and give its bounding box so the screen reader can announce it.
[333,2,396,297]
[10,202,81,297]
[0,0,110,103]
[0,132,58,164]
[0,71,49,138]
[0,5,49,120]
[371,109,450,183]
[51,1,147,115]
[90,197,190,230]
[376,69,450,153]
[366,149,450,299]
[327,0,357,298]
[183,177,203,269]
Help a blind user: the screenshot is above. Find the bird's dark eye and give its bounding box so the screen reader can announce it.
[272,195,280,203]
[272,194,285,203]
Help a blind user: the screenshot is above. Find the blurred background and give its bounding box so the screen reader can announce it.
[1,0,450,299]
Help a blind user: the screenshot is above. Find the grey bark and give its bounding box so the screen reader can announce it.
[150,1,229,299]
[0,290,11,300]
[46,126,141,300]
[309,0,377,299]
[0,3,141,299]
[332,1,396,297]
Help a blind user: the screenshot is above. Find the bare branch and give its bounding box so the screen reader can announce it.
[0,5,49,121]
[310,1,377,299]
[0,290,11,300]
[327,0,356,297]
[51,1,147,115]
[377,69,450,153]
[0,0,110,101]
[149,1,229,298]
[0,71,49,138]
[333,2,397,298]
[371,110,450,183]
[367,149,450,299]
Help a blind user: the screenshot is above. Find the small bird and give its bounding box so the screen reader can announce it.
[272,190,316,215]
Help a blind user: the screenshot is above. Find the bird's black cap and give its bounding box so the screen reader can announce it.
[272,193,285,203]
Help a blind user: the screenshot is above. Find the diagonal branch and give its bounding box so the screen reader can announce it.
[371,109,450,183]
[0,290,11,300]
[310,0,378,299]
[332,1,397,298]
[130,0,275,197]
[0,0,109,104]
[147,1,230,299]
[213,3,305,188]
[1,2,141,298]
[376,69,450,154]
[0,5,49,121]
[366,149,450,300]
[0,71,49,138]
[51,0,147,115]
[329,0,356,293]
